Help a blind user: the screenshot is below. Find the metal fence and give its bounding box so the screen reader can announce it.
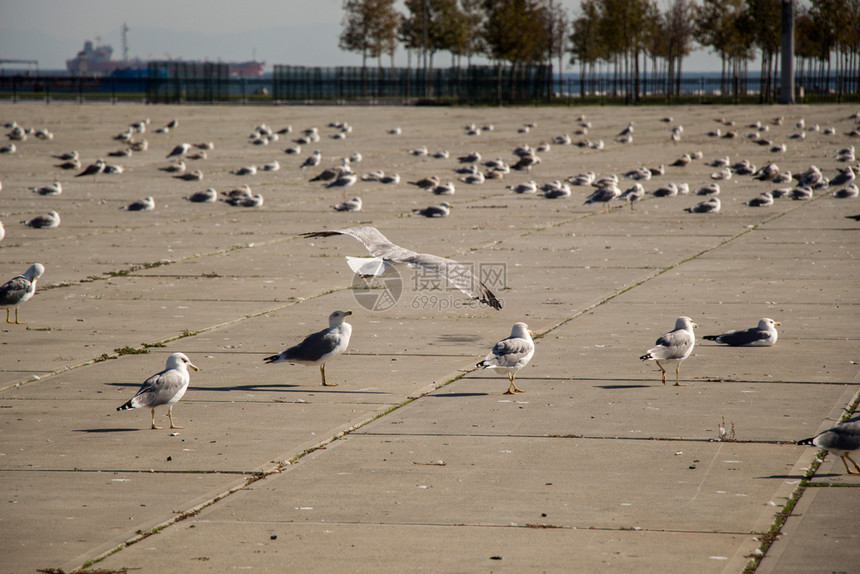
[1,66,858,105]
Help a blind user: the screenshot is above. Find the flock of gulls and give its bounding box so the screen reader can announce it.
[2,108,858,473]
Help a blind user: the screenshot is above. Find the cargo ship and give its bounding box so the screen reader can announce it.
[66,39,265,76]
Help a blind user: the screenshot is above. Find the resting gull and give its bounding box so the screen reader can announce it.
[116,352,199,430]
[685,197,721,213]
[22,211,61,229]
[413,202,451,218]
[123,197,155,211]
[639,316,697,386]
[30,181,62,196]
[703,318,779,346]
[332,197,362,212]
[75,159,105,180]
[798,417,860,475]
[264,310,352,387]
[301,226,502,310]
[0,263,44,324]
[476,322,535,394]
[184,188,218,203]
[166,143,190,158]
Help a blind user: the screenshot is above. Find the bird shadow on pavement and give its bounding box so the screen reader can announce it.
[74,427,139,433]
[596,384,652,389]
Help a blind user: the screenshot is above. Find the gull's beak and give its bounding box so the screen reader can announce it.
[692,323,698,328]
[189,363,199,372]
[775,321,781,326]
[345,310,353,316]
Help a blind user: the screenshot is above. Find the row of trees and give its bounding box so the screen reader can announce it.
[339,0,860,100]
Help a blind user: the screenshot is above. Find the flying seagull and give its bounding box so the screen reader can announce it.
[703,318,780,346]
[798,417,860,475]
[264,310,352,387]
[639,316,697,386]
[0,263,45,324]
[476,322,535,394]
[116,352,198,430]
[301,226,503,310]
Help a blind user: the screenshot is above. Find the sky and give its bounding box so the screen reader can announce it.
[0,0,724,73]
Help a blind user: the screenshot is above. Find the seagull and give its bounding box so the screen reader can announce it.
[222,193,264,207]
[670,154,691,167]
[585,185,621,212]
[685,197,721,213]
[507,181,537,194]
[264,310,352,387]
[116,353,199,430]
[0,143,16,154]
[55,159,81,170]
[476,322,535,394]
[431,182,455,195]
[30,181,62,196]
[408,175,441,189]
[619,183,645,209]
[194,141,214,150]
[704,318,780,346]
[696,183,720,196]
[332,197,362,212]
[542,182,571,199]
[301,226,502,310]
[262,160,280,172]
[569,172,596,186]
[798,418,860,475]
[639,316,697,386]
[174,169,203,182]
[326,171,358,189]
[748,192,774,207]
[233,165,258,176]
[410,145,429,156]
[53,150,78,161]
[379,173,400,184]
[301,150,322,169]
[512,154,541,172]
[160,161,186,174]
[22,211,60,228]
[123,196,155,211]
[311,161,351,182]
[458,151,481,163]
[835,184,860,198]
[166,143,190,158]
[75,159,105,180]
[413,202,451,218]
[184,188,218,203]
[0,263,45,324]
[108,148,132,158]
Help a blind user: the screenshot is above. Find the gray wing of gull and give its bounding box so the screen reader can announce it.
[130,368,186,409]
[278,328,344,364]
[812,420,860,451]
[651,330,694,360]
[487,338,533,367]
[0,276,32,306]
[706,328,770,346]
[301,226,502,310]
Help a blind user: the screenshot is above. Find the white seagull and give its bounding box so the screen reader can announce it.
[798,418,860,475]
[116,353,199,430]
[301,226,502,310]
[703,318,780,346]
[0,263,45,324]
[639,316,697,386]
[264,310,353,387]
[476,322,535,394]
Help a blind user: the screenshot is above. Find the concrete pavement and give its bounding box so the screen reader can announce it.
[0,102,857,573]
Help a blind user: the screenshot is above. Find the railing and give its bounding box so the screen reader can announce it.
[1,68,858,105]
